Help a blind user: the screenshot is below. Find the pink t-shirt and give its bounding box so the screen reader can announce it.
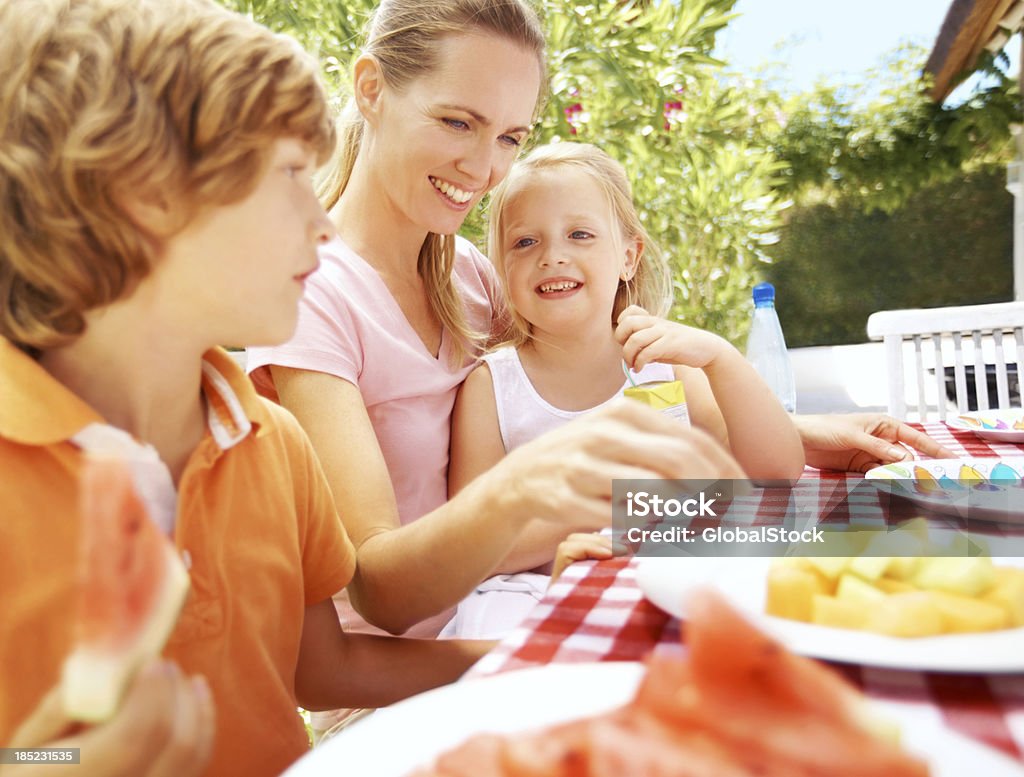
[247,235,500,637]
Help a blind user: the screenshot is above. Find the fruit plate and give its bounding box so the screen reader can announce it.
[281,662,1024,776]
[636,556,1024,673]
[864,458,1024,523]
[948,409,1024,443]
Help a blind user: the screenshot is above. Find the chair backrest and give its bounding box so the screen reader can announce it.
[866,301,1024,421]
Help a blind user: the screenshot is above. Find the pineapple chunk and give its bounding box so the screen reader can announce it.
[874,578,916,594]
[983,567,1024,627]
[812,594,868,630]
[848,556,892,582]
[835,574,886,607]
[913,558,996,597]
[865,593,944,638]
[930,592,1008,633]
[805,557,850,581]
[766,563,830,622]
[885,557,922,581]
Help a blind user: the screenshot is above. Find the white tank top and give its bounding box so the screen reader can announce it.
[482,346,676,453]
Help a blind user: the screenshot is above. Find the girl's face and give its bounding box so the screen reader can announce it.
[500,166,640,339]
[361,32,542,237]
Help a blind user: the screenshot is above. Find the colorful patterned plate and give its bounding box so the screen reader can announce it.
[947,409,1024,443]
[865,457,1024,523]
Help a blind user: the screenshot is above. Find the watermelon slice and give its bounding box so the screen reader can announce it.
[632,589,930,776]
[61,455,190,722]
[412,590,931,776]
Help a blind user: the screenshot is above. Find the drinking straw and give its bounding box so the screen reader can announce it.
[622,360,637,387]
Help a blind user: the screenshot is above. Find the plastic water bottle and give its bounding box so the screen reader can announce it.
[746,282,796,413]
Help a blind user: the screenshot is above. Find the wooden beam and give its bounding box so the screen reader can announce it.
[965,0,1018,76]
[927,0,1003,100]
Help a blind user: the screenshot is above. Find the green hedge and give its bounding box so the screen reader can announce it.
[765,166,1014,347]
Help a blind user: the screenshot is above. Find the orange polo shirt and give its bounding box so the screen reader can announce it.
[0,340,356,776]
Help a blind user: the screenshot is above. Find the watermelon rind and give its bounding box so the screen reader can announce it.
[61,542,190,722]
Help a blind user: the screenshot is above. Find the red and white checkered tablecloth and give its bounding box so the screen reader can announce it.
[471,423,1024,764]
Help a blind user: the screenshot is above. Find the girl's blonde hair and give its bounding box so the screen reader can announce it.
[319,0,546,364]
[0,0,335,354]
[487,142,673,348]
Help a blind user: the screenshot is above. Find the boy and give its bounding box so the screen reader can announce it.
[0,1,484,775]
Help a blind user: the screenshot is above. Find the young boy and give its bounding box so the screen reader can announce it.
[0,1,485,775]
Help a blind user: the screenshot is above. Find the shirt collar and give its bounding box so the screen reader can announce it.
[0,339,270,448]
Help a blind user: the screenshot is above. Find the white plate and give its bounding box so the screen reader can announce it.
[636,556,1024,672]
[948,409,1024,443]
[282,662,1023,776]
[864,457,1024,523]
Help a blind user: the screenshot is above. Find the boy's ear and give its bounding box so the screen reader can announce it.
[620,236,643,281]
[352,54,386,125]
[117,187,180,240]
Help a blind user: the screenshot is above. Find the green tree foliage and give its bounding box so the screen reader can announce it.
[751,45,1020,347]
[220,0,789,344]
[767,167,1014,347]
[767,46,1020,214]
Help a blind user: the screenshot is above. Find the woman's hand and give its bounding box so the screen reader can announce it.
[615,305,730,371]
[490,399,747,528]
[794,413,955,473]
[1,660,214,777]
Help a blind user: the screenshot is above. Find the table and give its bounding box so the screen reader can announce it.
[470,423,1024,764]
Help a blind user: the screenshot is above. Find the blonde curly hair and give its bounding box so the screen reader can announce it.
[0,0,336,353]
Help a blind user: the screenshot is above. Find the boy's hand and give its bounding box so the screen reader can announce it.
[549,532,614,586]
[2,660,215,777]
[615,305,730,371]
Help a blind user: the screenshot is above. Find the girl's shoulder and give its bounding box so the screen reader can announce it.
[480,344,518,367]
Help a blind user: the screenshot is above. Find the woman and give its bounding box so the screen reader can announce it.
[246,0,744,648]
[248,0,954,642]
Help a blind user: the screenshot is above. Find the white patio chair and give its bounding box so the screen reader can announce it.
[866,301,1024,421]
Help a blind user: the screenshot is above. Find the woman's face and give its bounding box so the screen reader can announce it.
[364,32,542,236]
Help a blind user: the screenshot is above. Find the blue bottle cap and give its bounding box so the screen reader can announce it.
[752,282,775,305]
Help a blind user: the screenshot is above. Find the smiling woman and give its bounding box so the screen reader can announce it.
[244,0,750,741]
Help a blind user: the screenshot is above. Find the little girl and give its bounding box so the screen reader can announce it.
[444,142,805,638]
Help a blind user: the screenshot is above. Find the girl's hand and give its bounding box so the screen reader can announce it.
[1,660,215,777]
[615,305,730,371]
[549,532,614,586]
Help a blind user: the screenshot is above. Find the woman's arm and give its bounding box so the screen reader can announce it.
[276,365,749,634]
[793,413,954,472]
[273,365,531,634]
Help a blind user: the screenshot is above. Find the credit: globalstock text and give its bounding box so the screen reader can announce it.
[624,526,826,545]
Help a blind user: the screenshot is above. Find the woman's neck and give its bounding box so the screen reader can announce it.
[330,157,429,280]
[38,296,207,483]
